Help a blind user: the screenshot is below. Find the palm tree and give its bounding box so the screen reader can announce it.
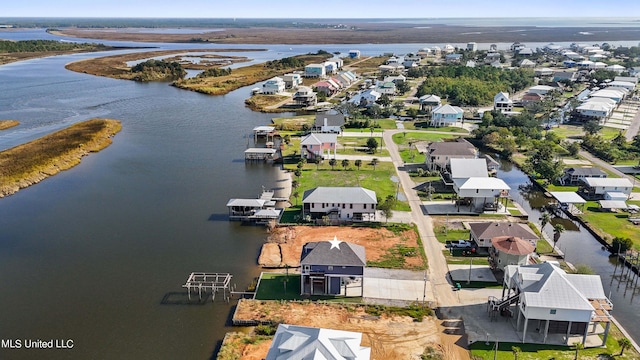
[341,159,350,170]
[292,191,300,206]
[572,342,584,360]
[511,346,521,360]
[371,158,379,170]
[328,158,337,170]
[540,212,551,230]
[553,224,565,251]
[619,337,632,355]
[354,159,362,170]
[313,157,321,170]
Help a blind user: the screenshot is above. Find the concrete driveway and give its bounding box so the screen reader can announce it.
[362,268,434,306]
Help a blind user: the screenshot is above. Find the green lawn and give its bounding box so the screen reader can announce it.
[579,201,640,249]
[254,273,362,302]
[399,148,426,164]
[545,184,580,192]
[291,162,411,211]
[391,132,457,145]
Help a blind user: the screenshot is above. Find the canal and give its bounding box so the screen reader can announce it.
[495,156,640,340]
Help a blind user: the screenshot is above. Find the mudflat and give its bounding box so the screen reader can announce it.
[0,120,19,130]
[0,119,122,198]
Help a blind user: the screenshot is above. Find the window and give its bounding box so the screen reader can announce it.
[550,309,557,315]
[342,204,345,209]
[350,204,353,209]
[476,189,479,193]
[312,203,315,208]
[303,265,311,272]
[328,266,333,270]
[363,204,366,209]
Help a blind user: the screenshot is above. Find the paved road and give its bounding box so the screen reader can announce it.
[624,100,640,141]
[382,130,461,308]
[579,150,638,185]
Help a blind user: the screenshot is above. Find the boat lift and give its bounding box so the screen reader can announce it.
[182,272,232,302]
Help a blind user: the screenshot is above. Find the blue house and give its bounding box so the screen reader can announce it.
[300,238,366,296]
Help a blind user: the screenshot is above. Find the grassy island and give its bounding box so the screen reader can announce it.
[0,39,121,66]
[64,49,257,81]
[0,120,20,130]
[0,119,122,198]
[174,52,331,95]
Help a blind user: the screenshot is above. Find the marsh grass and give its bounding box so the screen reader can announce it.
[0,119,122,197]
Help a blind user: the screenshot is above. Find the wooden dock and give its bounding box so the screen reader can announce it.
[244,148,277,162]
[182,272,232,302]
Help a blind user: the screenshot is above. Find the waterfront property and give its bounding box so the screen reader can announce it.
[425,138,476,171]
[300,238,366,296]
[469,222,539,249]
[226,195,282,223]
[302,187,377,222]
[579,177,633,199]
[559,167,607,186]
[313,109,345,133]
[292,86,317,106]
[453,177,510,212]
[489,236,535,271]
[490,262,613,347]
[265,324,370,360]
[300,133,337,160]
[262,76,286,95]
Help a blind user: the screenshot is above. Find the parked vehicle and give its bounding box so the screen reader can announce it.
[447,240,473,248]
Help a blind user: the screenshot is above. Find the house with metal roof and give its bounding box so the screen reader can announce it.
[469,222,539,249]
[305,63,326,78]
[491,262,613,346]
[302,187,377,222]
[292,86,317,107]
[580,177,633,199]
[266,324,370,360]
[560,167,607,185]
[300,133,337,160]
[431,104,464,127]
[262,77,285,95]
[314,109,345,134]
[300,239,366,296]
[418,94,441,110]
[453,177,511,212]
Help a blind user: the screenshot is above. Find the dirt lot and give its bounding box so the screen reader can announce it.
[226,299,468,360]
[258,225,424,269]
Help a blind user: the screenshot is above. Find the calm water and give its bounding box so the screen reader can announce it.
[496,157,640,339]
[0,30,639,359]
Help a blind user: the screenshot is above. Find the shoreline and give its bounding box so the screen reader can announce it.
[0,119,122,198]
[0,120,20,130]
[52,25,640,44]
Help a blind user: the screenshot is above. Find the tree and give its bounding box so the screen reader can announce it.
[291,179,299,191]
[371,158,379,170]
[612,237,633,253]
[511,346,521,360]
[313,157,321,170]
[572,341,584,360]
[292,191,300,206]
[552,224,565,251]
[566,141,580,157]
[618,337,632,355]
[294,168,302,178]
[341,159,350,170]
[540,213,551,231]
[583,120,602,135]
[406,107,419,120]
[354,159,362,170]
[366,137,378,153]
[328,158,337,170]
[377,197,394,223]
[377,94,392,107]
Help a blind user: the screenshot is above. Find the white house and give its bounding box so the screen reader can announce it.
[431,104,464,127]
[349,89,381,107]
[348,50,361,59]
[494,92,513,112]
[575,100,615,120]
[453,177,511,211]
[527,85,555,95]
[589,88,627,103]
[580,178,633,198]
[262,77,285,95]
[607,80,635,91]
[375,81,396,95]
[450,158,488,179]
[266,324,371,360]
[281,73,302,89]
[467,42,478,51]
[300,133,337,160]
[302,187,377,222]
[494,262,613,346]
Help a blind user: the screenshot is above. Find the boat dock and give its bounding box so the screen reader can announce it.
[244,148,278,162]
[182,272,232,302]
[226,189,285,224]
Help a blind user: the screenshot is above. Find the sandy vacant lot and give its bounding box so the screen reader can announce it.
[228,299,469,360]
[258,225,424,269]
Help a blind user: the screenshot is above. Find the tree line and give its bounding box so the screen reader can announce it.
[415,65,534,106]
[130,60,186,81]
[0,40,106,53]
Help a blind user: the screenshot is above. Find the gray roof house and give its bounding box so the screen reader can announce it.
[491,262,613,346]
[300,239,366,296]
[559,167,607,185]
[425,138,477,171]
[302,187,377,222]
[266,324,371,360]
[469,221,539,248]
[314,109,345,133]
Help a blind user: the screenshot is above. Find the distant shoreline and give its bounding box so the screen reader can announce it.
[52,24,640,44]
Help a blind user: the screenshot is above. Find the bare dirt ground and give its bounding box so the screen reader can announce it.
[53,24,640,44]
[258,225,424,269]
[230,299,456,360]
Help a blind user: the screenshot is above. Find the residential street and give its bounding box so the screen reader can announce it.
[579,150,639,186]
[382,130,461,308]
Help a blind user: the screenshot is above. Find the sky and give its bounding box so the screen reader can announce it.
[2,0,639,18]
